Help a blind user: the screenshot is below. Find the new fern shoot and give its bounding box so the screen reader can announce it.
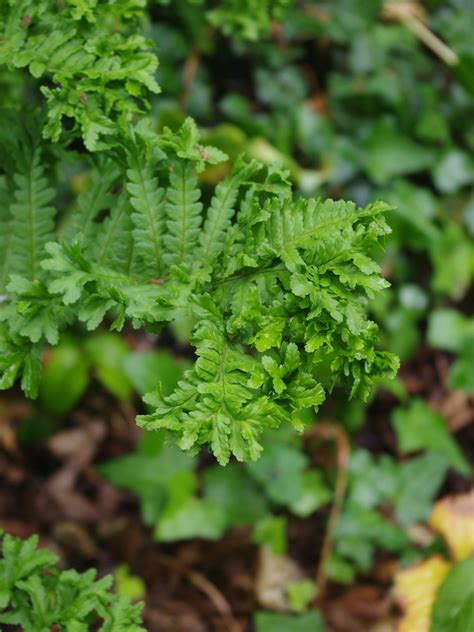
[0,1,399,466]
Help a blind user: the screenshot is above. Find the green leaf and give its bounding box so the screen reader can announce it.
[253,515,287,555]
[122,350,186,397]
[430,557,474,632]
[155,470,228,541]
[163,159,203,269]
[84,332,132,402]
[286,579,317,613]
[9,143,56,282]
[39,337,90,416]
[428,309,474,353]
[432,150,473,194]
[0,531,145,629]
[391,399,470,475]
[430,223,474,300]
[99,444,195,526]
[254,610,325,632]
[126,148,166,279]
[114,565,146,602]
[365,119,435,185]
[159,118,228,172]
[395,453,449,526]
[203,463,269,527]
[247,441,331,517]
[449,338,474,394]
[197,156,261,263]
[335,506,408,572]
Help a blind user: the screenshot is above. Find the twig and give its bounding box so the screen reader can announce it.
[304,421,350,603]
[383,1,459,66]
[179,46,200,111]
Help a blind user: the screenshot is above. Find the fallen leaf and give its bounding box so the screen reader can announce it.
[48,420,106,469]
[255,547,305,611]
[325,585,391,632]
[429,490,474,562]
[394,556,451,632]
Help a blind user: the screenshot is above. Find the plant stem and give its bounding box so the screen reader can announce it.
[305,421,350,603]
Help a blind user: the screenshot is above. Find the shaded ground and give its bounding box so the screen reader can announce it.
[1,344,472,631]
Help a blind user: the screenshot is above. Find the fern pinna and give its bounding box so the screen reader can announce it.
[0,113,398,465]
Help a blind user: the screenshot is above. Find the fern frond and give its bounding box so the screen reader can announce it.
[0,1,159,149]
[163,160,203,269]
[94,193,135,275]
[250,197,387,270]
[198,157,261,264]
[126,149,166,279]
[0,176,13,294]
[63,158,120,249]
[138,317,283,465]
[9,143,55,282]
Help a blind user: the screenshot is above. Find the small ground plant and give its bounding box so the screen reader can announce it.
[1,1,473,631]
[0,531,144,630]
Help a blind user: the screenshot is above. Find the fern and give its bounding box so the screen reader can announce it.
[198,158,258,263]
[153,0,290,40]
[63,157,120,249]
[163,159,203,269]
[0,175,13,294]
[126,144,167,279]
[0,0,398,465]
[8,142,56,282]
[94,193,136,275]
[0,116,398,463]
[0,0,159,150]
[0,531,145,631]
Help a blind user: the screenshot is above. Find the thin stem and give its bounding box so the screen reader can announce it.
[384,1,459,66]
[305,421,350,603]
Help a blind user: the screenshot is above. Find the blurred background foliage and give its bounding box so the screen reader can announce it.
[1,1,473,630]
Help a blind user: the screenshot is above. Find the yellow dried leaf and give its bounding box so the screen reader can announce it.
[394,556,451,632]
[429,490,474,562]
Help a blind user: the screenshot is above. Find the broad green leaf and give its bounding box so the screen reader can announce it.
[430,557,474,632]
[155,496,228,541]
[203,464,269,526]
[427,309,474,353]
[122,351,186,397]
[39,338,90,416]
[84,333,132,402]
[395,453,449,526]
[365,119,435,185]
[391,399,470,475]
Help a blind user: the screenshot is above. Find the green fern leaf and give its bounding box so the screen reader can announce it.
[63,158,119,249]
[9,143,55,282]
[198,157,261,264]
[94,193,136,275]
[0,176,13,294]
[126,149,166,279]
[163,159,203,269]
